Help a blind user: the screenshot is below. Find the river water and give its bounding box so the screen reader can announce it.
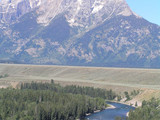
[85,102,135,120]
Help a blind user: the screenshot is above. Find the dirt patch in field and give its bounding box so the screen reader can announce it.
[10,82,19,88]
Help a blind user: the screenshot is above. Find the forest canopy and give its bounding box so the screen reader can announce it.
[0,80,117,120]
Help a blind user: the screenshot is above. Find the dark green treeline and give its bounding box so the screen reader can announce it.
[0,80,117,120]
[20,81,116,100]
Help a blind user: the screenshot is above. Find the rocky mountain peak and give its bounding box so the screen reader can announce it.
[0,0,41,24]
[36,0,134,26]
[0,0,159,68]
[0,0,134,26]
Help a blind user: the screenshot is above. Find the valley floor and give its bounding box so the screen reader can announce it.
[0,64,160,103]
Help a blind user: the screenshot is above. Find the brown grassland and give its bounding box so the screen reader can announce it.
[0,64,160,104]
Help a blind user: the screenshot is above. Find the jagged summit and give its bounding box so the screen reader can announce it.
[0,0,41,23]
[0,0,134,26]
[0,0,160,68]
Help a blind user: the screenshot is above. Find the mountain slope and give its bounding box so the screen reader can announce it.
[0,0,160,68]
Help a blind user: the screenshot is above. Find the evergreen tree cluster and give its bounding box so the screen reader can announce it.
[0,80,118,120]
[128,98,160,120]
[20,81,117,100]
[0,89,106,120]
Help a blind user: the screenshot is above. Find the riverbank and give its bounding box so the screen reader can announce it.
[106,104,116,109]
[86,103,116,117]
[107,100,132,107]
[108,99,141,108]
[85,102,135,120]
[107,100,136,118]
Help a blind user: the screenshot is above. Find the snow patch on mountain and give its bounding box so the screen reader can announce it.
[36,0,63,25]
[0,0,135,26]
[68,0,83,26]
[118,8,132,16]
[91,1,105,14]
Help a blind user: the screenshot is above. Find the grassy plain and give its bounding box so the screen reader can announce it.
[0,63,160,102]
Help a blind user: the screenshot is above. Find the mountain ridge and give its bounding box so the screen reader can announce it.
[0,0,160,68]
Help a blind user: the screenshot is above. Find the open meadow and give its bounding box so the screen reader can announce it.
[0,64,160,102]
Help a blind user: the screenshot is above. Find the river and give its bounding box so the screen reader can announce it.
[85,102,135,120]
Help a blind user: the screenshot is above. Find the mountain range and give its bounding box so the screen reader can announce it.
[0,0,160,68]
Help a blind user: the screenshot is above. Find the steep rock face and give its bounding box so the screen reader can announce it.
[0,0,41,24]
[0,0,160,68]
[0,0,134,26]
[67,15,160,67]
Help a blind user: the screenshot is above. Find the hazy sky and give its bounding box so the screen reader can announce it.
[126,0,160,26]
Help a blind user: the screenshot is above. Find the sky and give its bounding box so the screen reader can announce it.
[126,0,160,26]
